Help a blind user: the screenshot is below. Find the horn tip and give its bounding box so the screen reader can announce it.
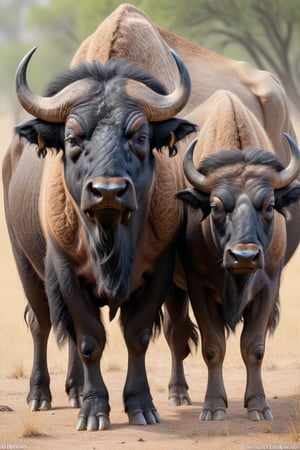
[18,46,38,66]
[15,46,38,90]
[283,132,298,146]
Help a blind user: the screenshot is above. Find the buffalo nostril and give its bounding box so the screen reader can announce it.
[116,184,128,201]
[230,248,260,262]
[225,244,263,272]
[81,177,138,226]
[89,180,128,202]
[89,183,104,199]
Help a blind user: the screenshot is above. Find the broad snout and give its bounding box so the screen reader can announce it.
[224,243,264,274]
[81,176,138,229]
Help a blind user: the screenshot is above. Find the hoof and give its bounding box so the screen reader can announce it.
[28,399,51,411]
[200,409,213,420]
[69,396,82,408]
[98,414,110,430]
[168,394,192,406]
[213,409,226,420]
[76,416,87,431]
[248,407,273,421]
[129,409,160,425]
[40,400,51,411]
[76,414,110,431]
[87,416,98,431]
[200,408,226,421]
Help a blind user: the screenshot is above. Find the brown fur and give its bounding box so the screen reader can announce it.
[39,154,95,285]
[185,90,273,165]
[72,3,296,160]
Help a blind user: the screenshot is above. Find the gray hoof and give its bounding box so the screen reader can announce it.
[199,408,226,420]
[69,396,81,408]
[248,407,273,421]
[168,394,192,406]
[129,410,160,425]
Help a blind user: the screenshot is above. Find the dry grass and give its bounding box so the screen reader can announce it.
[286,387,300,442]
[21,417,44,438]
[287,419,300,443]
[8,361,25,379]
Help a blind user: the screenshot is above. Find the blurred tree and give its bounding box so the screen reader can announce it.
[0,0,36,44]
[1,0,300,116]
[167,0,300,114]
[0,0,40,117]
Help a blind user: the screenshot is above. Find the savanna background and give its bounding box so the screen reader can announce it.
[0,1,300,449]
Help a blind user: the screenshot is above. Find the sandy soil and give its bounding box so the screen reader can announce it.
[0,113,300,449]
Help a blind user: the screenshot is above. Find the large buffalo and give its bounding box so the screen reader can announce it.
[177,90,300,421]
[3,47,198,430]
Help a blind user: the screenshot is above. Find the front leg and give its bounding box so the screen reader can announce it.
[189,279,227,420]
[120,251,175,425]
[45,248,110,431]
[65,336,84,408]
[241,284,276,421]
[121,321,160,426]
[76,332,110,431]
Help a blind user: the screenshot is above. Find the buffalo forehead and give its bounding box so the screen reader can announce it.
[207,163,278,190]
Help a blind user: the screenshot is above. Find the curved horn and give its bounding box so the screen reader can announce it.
[272,133,300,189]
[183,139,212,193]
[15,47,93,123]
[125,48,191,122]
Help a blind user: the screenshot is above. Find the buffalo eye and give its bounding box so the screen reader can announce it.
[262,199,275,223]
[64,134,83,162]
[137,134,147,143]
[210,196,227,224]
[126,115,149,160]
[65,117,85,163]
[257,190,275,223]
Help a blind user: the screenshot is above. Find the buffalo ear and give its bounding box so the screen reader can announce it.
[275,180,300,211]
[176,188,210,220]
[15,119,65,158]
[151,118,197,156]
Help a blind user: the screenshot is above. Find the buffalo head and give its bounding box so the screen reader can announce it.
[15,47,196,310]
[177,134,300,274]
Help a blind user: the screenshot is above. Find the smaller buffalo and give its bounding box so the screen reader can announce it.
[177,90,300,421]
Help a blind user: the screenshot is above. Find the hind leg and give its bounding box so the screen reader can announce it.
[163,285,198,406]
[25,302,52,411]
[10,239,52,411]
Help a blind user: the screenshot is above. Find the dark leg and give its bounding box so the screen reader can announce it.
[7,228,52,411]
[65,337,84,408]
[76,324,109,431]
[189,282,227,420]
[120,251,175,425]
[241,288,275,421]
[46,251,110,431]
[163,284,198,406]
[25,302,52,411]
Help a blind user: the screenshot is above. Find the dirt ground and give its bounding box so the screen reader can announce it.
[0,112,300,450]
